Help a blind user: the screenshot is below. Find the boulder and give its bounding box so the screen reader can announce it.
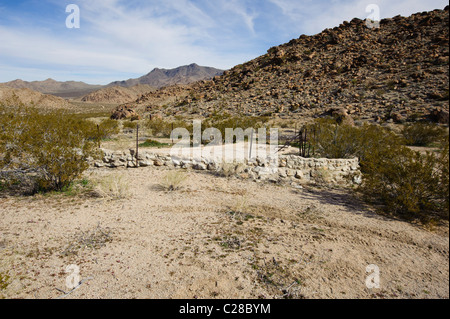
[428,108,449,124]
[391,112,406,123]
[111,104,140,120]
[324,107,355,126]
[149,113,163,121]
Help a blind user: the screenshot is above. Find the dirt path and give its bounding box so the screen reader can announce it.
[0,167,448,299]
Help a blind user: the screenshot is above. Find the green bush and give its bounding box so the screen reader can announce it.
[0,105,99,192]
[97,119,120,139]
[310,119,403,160]
[139,139,169,148]
[0,271,10,290]
[123,120,138,130]
[360,140,449,221]
[310,119,449,221]
[401,122,447,146]
[145,118,175,137]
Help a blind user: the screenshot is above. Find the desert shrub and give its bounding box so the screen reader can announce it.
[360,142,449,221]
[145,118,173,137]
[310,121,360,159]
[139,139,169,148]
[435,135,449,214]
[310,119,403,160]
[0,105,99,192]
[400,122,447,146]
[97,119,120,139]
[310,119,449,221]
[123,120,138,130]
[159,171,188,191]
[0,271,10,290]
[58,178,94,196]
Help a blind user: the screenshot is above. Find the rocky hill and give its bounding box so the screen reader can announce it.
[130,7,449,124]
[81,84,155,104]
[0,87,70,109]
[108,63,224,89]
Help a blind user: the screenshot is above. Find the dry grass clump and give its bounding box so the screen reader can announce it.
[92,173,131,200]
[159,171,188,191]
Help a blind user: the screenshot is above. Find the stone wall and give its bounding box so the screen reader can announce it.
[92,149,361,185]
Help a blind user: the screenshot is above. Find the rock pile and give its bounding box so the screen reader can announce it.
[110,104,141,120]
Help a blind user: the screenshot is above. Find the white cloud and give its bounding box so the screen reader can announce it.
[220,0,259,34]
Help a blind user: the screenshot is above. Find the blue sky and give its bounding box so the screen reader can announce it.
[0,0,448,84]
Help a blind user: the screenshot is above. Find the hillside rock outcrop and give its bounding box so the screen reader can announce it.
[127,7,449,124]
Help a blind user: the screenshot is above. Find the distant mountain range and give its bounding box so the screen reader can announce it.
[0,78,103,99]
[108,63,224,88]
[0,64,225,100]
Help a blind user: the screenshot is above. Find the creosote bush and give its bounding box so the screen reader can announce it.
[0,104,100,193]
[311,119,449,222]
[97,119,120,139]
[122,120,138,130]
[401,122,447,147]
[361,136,448,221]
[139,139,170,148]
[145,118,192,138]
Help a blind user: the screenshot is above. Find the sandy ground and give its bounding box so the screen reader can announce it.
[0,166,448,299]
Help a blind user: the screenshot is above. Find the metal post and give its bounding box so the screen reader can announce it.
[136,124,139,167]
[312,126,316,156]
[249,128,254,160]
[305,128,310,158]
[298,128,302,157]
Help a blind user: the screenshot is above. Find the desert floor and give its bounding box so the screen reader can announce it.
[0,166,448,299]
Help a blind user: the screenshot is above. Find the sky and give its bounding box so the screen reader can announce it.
[0,0,448,84]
